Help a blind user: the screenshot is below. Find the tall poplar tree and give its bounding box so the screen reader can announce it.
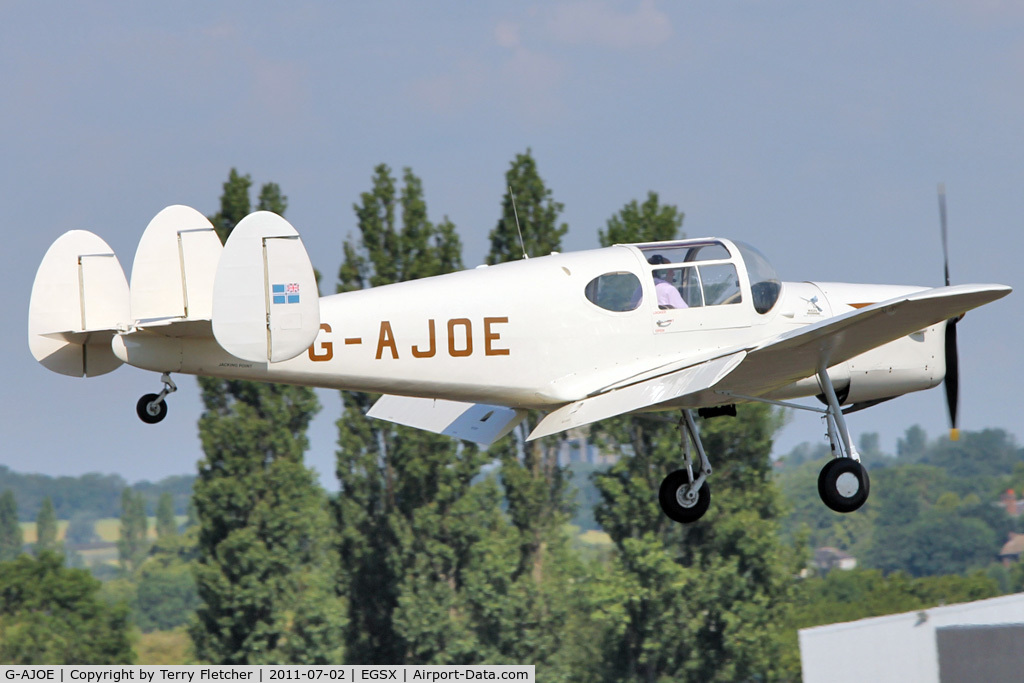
[191,169,344,664]
[482,150,584,670]
[0,490,23,562]
[155,492,178,539]
[590,195,795,682]
[336,164,526,664]
[117,488,149,575]
[34,497,58,555]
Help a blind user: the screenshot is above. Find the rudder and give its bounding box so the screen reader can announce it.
[28,230,130,377]
[212,211,320,363]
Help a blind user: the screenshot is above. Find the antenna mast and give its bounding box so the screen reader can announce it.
[509,186,528,259]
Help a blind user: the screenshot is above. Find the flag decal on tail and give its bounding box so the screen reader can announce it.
[272,283,300,304]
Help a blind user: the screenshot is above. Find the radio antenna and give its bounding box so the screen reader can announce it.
[509,186,528,259]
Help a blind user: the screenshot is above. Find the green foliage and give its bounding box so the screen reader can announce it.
[790,567,1000,629]
[136,534,198,632]
[118,488,149,576]
[191,170,344,664]
[336,163,521,665]
[0,491,23,562]
[34,496,58,554]
[598,190,684,246]
[0,552,133,663]
[156,492,178,539]
[0,466,193,522]
[486,149,567,264]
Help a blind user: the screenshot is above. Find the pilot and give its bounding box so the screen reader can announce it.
[647,255,688,309]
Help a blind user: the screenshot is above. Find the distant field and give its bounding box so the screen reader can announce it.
[19,516,187,543]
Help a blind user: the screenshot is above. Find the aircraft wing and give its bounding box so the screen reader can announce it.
[527,283,1009,440]
[527,350,748,440]
[715,283,1010,398]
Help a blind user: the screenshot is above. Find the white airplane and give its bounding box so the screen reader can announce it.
[28,204,1010,523]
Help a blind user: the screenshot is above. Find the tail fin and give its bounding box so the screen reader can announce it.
[130,205,222,323]
[212,211,320,363]
[28,230,130,377]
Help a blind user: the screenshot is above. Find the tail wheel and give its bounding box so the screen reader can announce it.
[136,393,168,424]
[659,469,711,524]
[818,458,870,513]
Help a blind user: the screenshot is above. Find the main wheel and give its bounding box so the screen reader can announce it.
[817,458,870,513]
[136,393,168,424]
[659,469,711,523]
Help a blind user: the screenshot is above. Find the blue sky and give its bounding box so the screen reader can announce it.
[4,1,1023,487]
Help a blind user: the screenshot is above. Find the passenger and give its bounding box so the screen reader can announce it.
[648,255,688,309]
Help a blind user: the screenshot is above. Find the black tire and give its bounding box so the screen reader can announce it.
[658,469,711,524]
[136,393,168,424]
[817,458,870,513]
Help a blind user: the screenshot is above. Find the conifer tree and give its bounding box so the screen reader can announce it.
[191,169,344,664]
[34,496,58,555]
[0,490,23,562]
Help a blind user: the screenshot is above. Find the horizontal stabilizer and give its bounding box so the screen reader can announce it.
[368,395,527,446]
[28,230,129,377]
[131,205,221,323]
[528,350,747,441]
[212,212,320,363]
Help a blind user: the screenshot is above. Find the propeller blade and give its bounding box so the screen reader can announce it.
[939,183,959,440]
[944,312,960,442]
[938,183,951,287]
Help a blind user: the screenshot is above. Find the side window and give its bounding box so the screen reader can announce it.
[585,272,642,312]
[680,266,703,307]
[700,264,741,306]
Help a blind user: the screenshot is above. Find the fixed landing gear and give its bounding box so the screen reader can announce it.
[659,410,713,524]
[818,458,870,513]
[815,363,870,514]
[136,373,176,424]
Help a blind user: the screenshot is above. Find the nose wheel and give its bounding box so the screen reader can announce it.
[136,373,176,424]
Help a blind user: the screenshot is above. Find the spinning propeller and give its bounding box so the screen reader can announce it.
[938,183,960,441]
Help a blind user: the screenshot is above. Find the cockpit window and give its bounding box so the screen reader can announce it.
[700,264,742,306]
[734,241,781,314]
[585,272,642,312]
[639,241,730,265]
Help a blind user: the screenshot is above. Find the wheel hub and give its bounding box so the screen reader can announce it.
[676,485,699,508]
[835,471,860,498]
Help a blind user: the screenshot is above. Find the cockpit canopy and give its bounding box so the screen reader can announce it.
[583,238,781,315]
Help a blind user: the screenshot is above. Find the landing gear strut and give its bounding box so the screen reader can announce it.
[815,363,870,513]
[136,373,176,424]
[659,410,713,524]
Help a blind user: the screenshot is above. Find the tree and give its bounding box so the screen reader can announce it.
[480,151,587,672]
[590,195,796,682]
[486,149,567,264]
[190,169,344,664]
[34,496,58,555]
[0,552,133,663]
[118,487,149,575]
[0,491,22,562]
[336,164,506,664]
[155,491,178,539]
